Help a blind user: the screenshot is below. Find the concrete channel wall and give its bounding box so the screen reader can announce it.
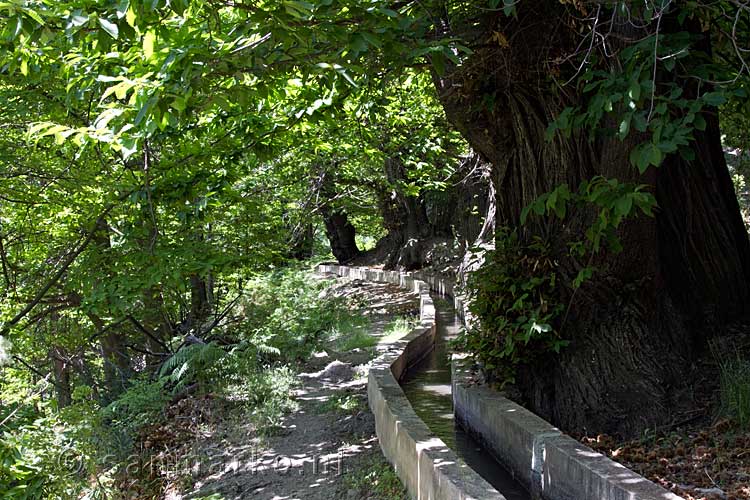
[412,271,683,500]
[319,264,682,500]
[452,361,683,500]
[414,272,682,500]
[317,264,505,500]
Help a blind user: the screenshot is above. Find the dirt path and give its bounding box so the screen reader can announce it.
[168,277,418,500]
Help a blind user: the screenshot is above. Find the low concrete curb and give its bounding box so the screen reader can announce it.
[317,264,505,500]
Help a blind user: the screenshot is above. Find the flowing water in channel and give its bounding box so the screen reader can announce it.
[400,296,530,500]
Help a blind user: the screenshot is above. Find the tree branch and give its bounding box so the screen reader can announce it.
[0,196,129,338]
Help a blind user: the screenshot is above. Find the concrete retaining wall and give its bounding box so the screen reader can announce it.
[317,264,505,500]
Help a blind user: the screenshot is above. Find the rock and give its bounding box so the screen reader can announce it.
[320,360,354,382]
[694,487,727,499]
[299,360,354,382]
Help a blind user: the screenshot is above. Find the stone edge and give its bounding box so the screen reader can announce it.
[317,264,505,500]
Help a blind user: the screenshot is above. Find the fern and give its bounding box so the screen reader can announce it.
[159,342,227,391]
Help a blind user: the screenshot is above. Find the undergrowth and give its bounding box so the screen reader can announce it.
[316,393,366,416]
[456,228,566,386]
[381,316,418,342]
[343,456,408,500]
[718,355,750,429]
[327,314,371,352]
[0,267,355,499]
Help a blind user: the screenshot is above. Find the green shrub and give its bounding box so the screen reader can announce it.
[457,228,566,386]
[336,329,377,351]
[238,268,351,363]
[0,374,105,499]
[0,413,96,499]
[159,342,228,393]
[315,394,365,415]
[240,366,298,434]
[0,437,47,499]
[103,376,170,443]
[381,316,418,342]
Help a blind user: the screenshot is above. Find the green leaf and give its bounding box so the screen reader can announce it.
[614,195,633,217]
[633,112,648,132]
[23,8,44,26]
[431,51,445,76]
[115,0,130,19]
[171,96,186,112]
[628,80,641,101]
[135,95,158,126]
[67,13,89,29]
[126,6,137,27]
[632,145,649,173]
[334,65,357,87]
[618,116,631,139]
[693,114,706,131]
[702,92,726,107]
[171,0,187,15]
[119,136,138,159]
[573,267,594,288]
[349,34,368,54]
[649,143,663,166]
[284,0,314,19]
[361,32,382,48]
[520,205,531,225]
[98,18,119,39]
[143,31,155,60]
[378,8,398,17]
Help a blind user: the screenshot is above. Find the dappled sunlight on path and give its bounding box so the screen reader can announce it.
[168,277,418,500]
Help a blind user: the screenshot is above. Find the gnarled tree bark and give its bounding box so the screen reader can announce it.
[431,1,750,436]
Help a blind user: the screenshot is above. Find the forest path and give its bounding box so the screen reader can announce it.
[170,276,418,500]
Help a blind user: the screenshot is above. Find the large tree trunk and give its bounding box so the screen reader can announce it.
[451,153,495,249]
[321,210,360,263]
[89,312,130,399]
[89,221,131,399]
[50,346,72,409]
[375,158,454,270]
[380,158,434,269]
[319,170,361,263]
[455,153,496,290]
[369,154,494,271]
[433,2,750,436]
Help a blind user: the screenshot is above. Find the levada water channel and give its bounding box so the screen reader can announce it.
[400,295,530,499]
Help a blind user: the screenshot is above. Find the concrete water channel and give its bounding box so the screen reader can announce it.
[320,265,683,500]
[400,295,530,500]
